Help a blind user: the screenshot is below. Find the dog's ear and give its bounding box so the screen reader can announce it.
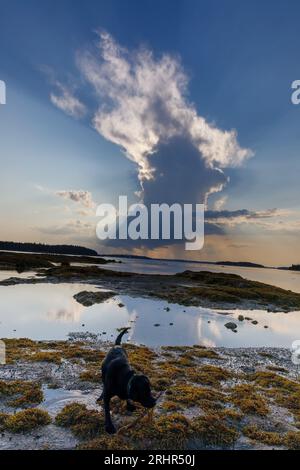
[130,375,149,399]
[139,375,150,385]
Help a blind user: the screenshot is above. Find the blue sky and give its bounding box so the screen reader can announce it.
[0,0,300,264]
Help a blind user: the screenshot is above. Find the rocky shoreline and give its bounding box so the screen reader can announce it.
[1,253,300,449]
[0,336,300,450]
[2,261,300,312]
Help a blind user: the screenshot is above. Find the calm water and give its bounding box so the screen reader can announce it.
[0,280,299,347]
[101,258,300,293]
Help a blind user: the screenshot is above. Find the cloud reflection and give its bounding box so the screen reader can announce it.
[47,299,84,323]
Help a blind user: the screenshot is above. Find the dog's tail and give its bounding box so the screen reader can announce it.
[115,327,130,345]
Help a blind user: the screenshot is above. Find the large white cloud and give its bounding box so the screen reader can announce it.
[49,31,255,249]
[77,31,252,187]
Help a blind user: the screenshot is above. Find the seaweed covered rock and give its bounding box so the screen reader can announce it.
[0,379,43,407]
[73,290,116,307]
[225,322,237,331]
[55,403,105,438]
[2,408,51,432]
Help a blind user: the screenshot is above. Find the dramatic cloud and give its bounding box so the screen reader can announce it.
[50,31,254,251]
[75,31,252,205]
[50,82,86,118]
[206,208,294,229]
[55,190,96,209]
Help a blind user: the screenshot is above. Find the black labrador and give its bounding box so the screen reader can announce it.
[97,328,156,434]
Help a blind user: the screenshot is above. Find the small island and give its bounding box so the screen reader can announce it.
[215,261,265,268]
[279,264,300,272]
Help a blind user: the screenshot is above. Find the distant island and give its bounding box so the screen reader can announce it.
[102,253,267,269]
[101,254,152,260]
[215,261,265,268]
[278,264,300,272]
[0,241,98,257]
[103,254,300,271]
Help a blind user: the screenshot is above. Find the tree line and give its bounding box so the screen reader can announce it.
[0,241,98,256]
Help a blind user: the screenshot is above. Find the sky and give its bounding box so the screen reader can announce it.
[0,0,300,265]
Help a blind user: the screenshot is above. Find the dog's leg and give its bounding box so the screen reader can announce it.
[104,393,116,434]
[126,399,136,412]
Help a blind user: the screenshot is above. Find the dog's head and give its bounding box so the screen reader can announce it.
[129,374,156,409]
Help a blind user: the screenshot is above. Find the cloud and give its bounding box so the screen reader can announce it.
[35,219,93,236]
[50,82,86,118]
[205,208,297,231]
[206,208,279,221]
[50,31,253,249]
[55,190,96,209]
[213,195,228,211]
[99,207,295,251]
[76,31,252,198]
[35,185,96,212]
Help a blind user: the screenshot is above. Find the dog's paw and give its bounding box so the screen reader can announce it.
[105,423,116,435]
[126,402,136,412]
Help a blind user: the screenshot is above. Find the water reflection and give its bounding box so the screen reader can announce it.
[0,282,299,347]
[47,300,84,323]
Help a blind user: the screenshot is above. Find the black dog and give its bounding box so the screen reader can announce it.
[97,328,156,434]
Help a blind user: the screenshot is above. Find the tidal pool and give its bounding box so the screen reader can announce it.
[0,281,299,347]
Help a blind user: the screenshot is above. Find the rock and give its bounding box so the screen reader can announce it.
[241,366,256,374]
[245,317,253,321]
[238,315,245,322]
[164,307,170,312]
[225,322,238,331]
[264,325,269,329]
[251,320,258,325]
[154,324,160,327]
[169,323,174,326]
[118,303,125,308]
[73,290,115,307]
